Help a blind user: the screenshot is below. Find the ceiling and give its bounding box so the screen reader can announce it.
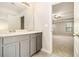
[52,2,74,20]
[0,2,29,13]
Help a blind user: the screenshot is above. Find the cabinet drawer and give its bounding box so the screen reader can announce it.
[36,32,42,36]
[30,34,36,38]
[18,34,29,41]
[3,35,29,44]
[3,36,19,44]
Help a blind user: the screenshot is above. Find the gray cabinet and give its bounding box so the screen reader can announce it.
[3,35,30,57]
[20,38,30,57]
[0,32,42,57]
[36,33,42,52]
[30,34,36,56]
[3,42,19,57]
[0,38,2,57]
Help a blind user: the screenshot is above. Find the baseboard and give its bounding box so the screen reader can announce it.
[41,48,52,54]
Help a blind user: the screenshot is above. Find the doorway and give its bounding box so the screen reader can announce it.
[52,2,74,57]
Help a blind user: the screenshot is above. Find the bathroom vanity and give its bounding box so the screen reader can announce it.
[0,31,42,57]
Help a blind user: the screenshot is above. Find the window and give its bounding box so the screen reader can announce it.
[65,22,73,32]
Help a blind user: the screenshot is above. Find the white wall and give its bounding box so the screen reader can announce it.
[74,3,79,34]
[32,2,53,54]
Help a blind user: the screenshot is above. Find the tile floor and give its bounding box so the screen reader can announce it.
[32,51,53,57]
[32,51,73,57]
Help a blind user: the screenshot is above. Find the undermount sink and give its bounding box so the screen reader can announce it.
[15,29,28,32]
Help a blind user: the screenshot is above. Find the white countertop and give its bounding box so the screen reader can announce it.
[0,31,42,37]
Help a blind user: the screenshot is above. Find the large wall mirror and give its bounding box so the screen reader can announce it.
[0,2,34,33]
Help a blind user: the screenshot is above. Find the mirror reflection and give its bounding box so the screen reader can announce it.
[0,2,34,33]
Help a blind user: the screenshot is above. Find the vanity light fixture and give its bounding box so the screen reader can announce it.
[22,2,30,7]
[11,2,30,8]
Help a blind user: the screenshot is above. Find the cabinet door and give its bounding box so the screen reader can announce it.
[0,38,2,57]
[30,34,36,56]
[20,39,30,57]
[3,42,19,57]
[36,33,42,52]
